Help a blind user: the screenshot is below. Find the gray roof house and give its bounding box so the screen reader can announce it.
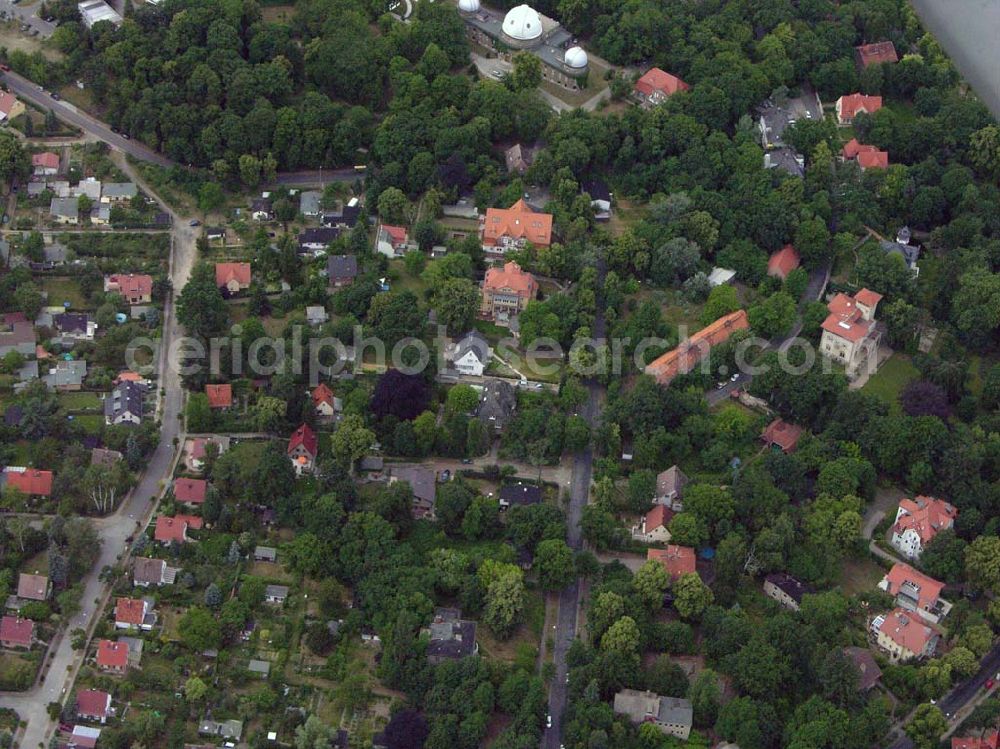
[476,379,517,432]
[50,196,79,224]
[42,359,87,391]
[764,147,805,177]
[264,585,289,604]
[199,719,243,740]
[248,659,271,677]
[654,466,689,510]
[0,315,36,357]
[499,483,542,509]
[299,190,322,217]
[389,464,437,519]
[326,254,358,286]
[447,331,491,377]
[613,690,692,740]
[300,227,340,253]
[424,608,478,664]
[880,227,920,276]
[101,182,137,202]
[105,380,145,425]
[53,312,96,341]
[254,546,277,562]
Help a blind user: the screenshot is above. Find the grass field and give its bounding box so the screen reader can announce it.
[838,556,886,596]
[58,391,102,412]
[70,414,104,435]
[39,277,88,310]
[862,354,919,409]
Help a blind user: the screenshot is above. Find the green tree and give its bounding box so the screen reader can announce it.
[749,291,796,338]
[965,535,1000,593]
[510,51,542,91]
[433,277,479,335]
[184,676,208,701]
[600,616,639,656]
[701,284,740,325]
[905,704,948,749]
[198,182,225,214]
[688,669,721,728]
[377,187,409,224]
[479,561,525,639]
[632,559,670,610]
[535,539,575,590]
[178,606,221,651]
[446,384,479,414]
[331,414,375,472]
[295,716,338,749]
[177,263,227,337]
[0,132,29,184]
[673,572,713,620]
[969,125,1000,181]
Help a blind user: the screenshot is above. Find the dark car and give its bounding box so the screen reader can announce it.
[50,92,59,100]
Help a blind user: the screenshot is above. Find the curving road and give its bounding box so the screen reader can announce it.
[0,152,198,749]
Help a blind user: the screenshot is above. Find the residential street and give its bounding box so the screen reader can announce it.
[0,152,198,749]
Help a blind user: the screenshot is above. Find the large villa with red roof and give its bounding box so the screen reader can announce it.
[890,496,957,559]
[878,562,952,624]
[819,288,883,379]
[480,199,553,256]
[871,607,941,662]
[480,261,538,327]
[647,545,696,580]
[633,67,689,106]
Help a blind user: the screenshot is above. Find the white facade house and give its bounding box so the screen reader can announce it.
[889,496,957,560]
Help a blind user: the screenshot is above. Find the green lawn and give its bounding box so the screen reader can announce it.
[39,277,88,310]
[862,354,919,409]
[71,414,105,435]
[58,391,102,412]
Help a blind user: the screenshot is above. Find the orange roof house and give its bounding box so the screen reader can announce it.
[873,607,941,660]
[890,496,957,559]
[767,244,800,280]
[836,93,882,125]
[312,383,336,415]
[96,639,129,672]
[215,263,251,292]
[154,514,203,544]
[104,274,153,304]
[879,562,949,622]
[205,383,232,409]
[480,261,539,324]
[634,68,690,104]
[953,732,1000,749]
[480,199,552,252]
[821,289,882,344]
[761,419,804,453]
[5,468,54,497]
[0,615,33,647]
[856,149,889,170]
[842,138,874,159]
[647,545,697,579]
[32,152,60,171]
[114,597,147,627]
[856,41,898,68]
[0,93,24,121]
[644,310,749,385]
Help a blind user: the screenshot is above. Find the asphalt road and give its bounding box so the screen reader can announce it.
[543,262,607,749]
[0,154,198,749]
[887,641,1000,749]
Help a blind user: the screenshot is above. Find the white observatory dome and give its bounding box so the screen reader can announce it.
[502,4,543,41]
[564,46,588,68]
[457,0,480,12]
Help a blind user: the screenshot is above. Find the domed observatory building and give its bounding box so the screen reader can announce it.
[458,1,590,91]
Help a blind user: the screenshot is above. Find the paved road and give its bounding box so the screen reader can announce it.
[886,642,1000,749]
[0,0,56,38]
[0,153,198,749]
[543,261,606,749]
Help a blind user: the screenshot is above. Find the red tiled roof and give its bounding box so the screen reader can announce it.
[878,607,940,654]
[106,274,153,298]
[761,419,804,452]
[32,152,59,170]
[856,41,899,68]
[634,67,689,98]
[482,261,538,299]
[0,92,20,117]
[953,732,1000,749]
[647,545,696,579]
[288,423,318,458]
[205,383,232,408]
[381,225,407,245]
[173,478,207,504]
[767,244,800,279]
[857,149,889,170]
[0,615,33,646]
[312,383,335,409]
[644,310,749,385]
[821,289,881,343]
[114,371,144,384]
[17,573,48,601]
[842,138,878,159]
[76,689,111,718]
[894,496,957,545]
[481,199,553,248]
[215,262,251,288]
[882,563,945,610]
[96,639,128,670]
[114,597,146,626]
[5,468,53,497]
[837,93,883,120]
[643,504,673,533]
[154,514,202,543]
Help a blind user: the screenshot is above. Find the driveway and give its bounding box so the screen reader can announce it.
[0,0,56,37]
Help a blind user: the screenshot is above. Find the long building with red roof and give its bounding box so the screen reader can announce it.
[644,310,749,386]
[4,467,54,497]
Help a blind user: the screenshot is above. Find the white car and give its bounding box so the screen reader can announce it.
[546,715,552,728]
[490,69,504,79]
